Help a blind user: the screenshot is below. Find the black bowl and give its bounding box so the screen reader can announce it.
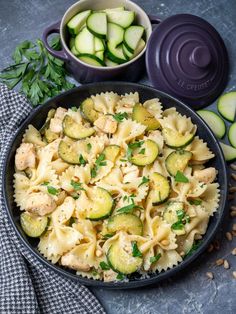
[3,82,228,289]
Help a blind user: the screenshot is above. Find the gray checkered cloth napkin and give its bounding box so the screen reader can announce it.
[0,84,105,314]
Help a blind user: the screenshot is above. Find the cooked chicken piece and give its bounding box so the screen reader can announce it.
[94,115,117,134]
[193,167,217,184]
[25,192,56,216]
[49,107,67,133]
[15,143,36,171]
[54,107,67,120]
[61,253,90,271]
[103,269,117,282]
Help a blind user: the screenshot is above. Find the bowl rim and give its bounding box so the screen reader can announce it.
[59,0,152,70]
[3,81,228,289]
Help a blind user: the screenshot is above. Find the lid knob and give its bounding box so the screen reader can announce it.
[190,46,211,68]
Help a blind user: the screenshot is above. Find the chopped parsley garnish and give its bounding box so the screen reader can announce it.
[139,148,145,155]
[120,158,127,162]
[189,199,202,205]
[99,261,110,270]
[150,253,162,264]
[70,106,77,112]
[131,241,142,258]
[184,240,202,258]
[171,210,190,230]
[174,171,189,183]
[102,233,114,240]
[91,153,107,178]
[41,182,59,195]
[70,180,85,191]
[112,112,128,122]
[117,197,143,214]
[127,141,144,160]
[87,143,92,152]
[116,273,125,280]
[138,176,150,187]
[79,154,87,166]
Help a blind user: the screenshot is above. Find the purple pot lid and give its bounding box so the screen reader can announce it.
[146,14,229,109]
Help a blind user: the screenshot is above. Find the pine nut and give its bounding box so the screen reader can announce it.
[231,173,236,180]
[228,194,235,201]
[231,248,236,255]
[232,224,236,231]
[214,240,220,250]
[161,239,169,246]
[207,244,214,252]
[224,259,230,269]
[206,272,214,279]
[232,271,236,279]
[232,230,236,237]
[229,187,236,193]
[230,210,236,217]
[226,232,233,241]
[231,206,236,211]
[230,164,236,171]
[215,258,224,266]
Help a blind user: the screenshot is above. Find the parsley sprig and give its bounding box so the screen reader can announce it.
[171,210,190,230]
[0,37,75,106]
[91,153,107,178]
[138,176,150,187]
[150,253,162,264]
[131,241,142,257]
[117,197,143,214]
[127,141,144,160]
[175,171,189,183]
[41,181,59,195]
[70,180,85,191]
[112,112,128,122]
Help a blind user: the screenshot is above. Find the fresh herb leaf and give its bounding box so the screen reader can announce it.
[102,233,114,240]
[70,180,85,191]
[189,199,202,205]
[127,141,144,160]
[120,159,127,162]
[175,171,189,183]
[79,154,87,166]
[47,186,59,195]
[71,106,77,112]
[150,253,162,263]
[171,220,184,230]
[87,143,92,152]
[0,37,75,106]
[131,241,142,258]
[112,112,128,122]
[99,261,110,270]
[116,273,125,280]
[117,202,143,214]
[184,240,202,258]
[138,176,150,187]
[123,195,128,201]
[91,167,97,178]
[41,181,49,186]
[139,148,145,155]
[171,209,190,230]
[91,153,107,178]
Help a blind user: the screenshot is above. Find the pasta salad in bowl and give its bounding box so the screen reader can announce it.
[4,82,227,288]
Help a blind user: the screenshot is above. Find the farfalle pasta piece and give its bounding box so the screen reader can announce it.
[143,98,163,120]
[200,183,220,216]
[143,130,164,151]
[23,125,45,147]
[113,119,146,146]
[115,92,139,114]
[59,164,91,192]
[185,136,215,162]
[151,249,182,272]
[14,172,30,210]
[91,92,120,114]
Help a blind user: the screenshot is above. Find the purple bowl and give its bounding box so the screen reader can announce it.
[42,0,160,83]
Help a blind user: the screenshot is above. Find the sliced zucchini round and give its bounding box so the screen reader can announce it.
[95,51,104,61]
[197,110,226,139]
[130,140,158,166]
[67,10,91,35]
[107,22,124,47]
[69,38,75,49]
[133,38,146,57]
[75,27,94,55]
[106,10,135,28]
[71,46,79,56]
[86,188,114,220]
[148,172,170,205]
[163,202,186,235]
[107,240,142,274]
[217,91,236,122]
[40,108,56,135]
[62,115,95,140]
[20,212,48,238]
[107,213,143,235]
[87,12,107,39]
[124,25,145,53]
[107,42,127,64]
[81,98,99,123]
[105,58,119,67]
[162,128,195,148]
[94,37,105,52]
[103,145,120,163]
[44,129,59,143]
[58,140,82,164]
[132,103,160,131]
[228,122,236,148]
[78,53,105,66]
[220,142,236,161]
[122,44,133,60]
[165,150,192,176]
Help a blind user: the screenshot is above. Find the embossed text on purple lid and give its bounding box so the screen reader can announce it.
[146,14,229,109]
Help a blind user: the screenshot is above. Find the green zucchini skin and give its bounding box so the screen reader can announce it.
[148,172,170,205]
[107,213,143,235]
[20,212,48,238]
[165,150,192,176]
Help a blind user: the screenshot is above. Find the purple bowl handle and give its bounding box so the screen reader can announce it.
[42,21,68,61]
[148,14,162,25]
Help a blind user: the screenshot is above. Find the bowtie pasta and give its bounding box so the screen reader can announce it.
[14,91,219,282]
